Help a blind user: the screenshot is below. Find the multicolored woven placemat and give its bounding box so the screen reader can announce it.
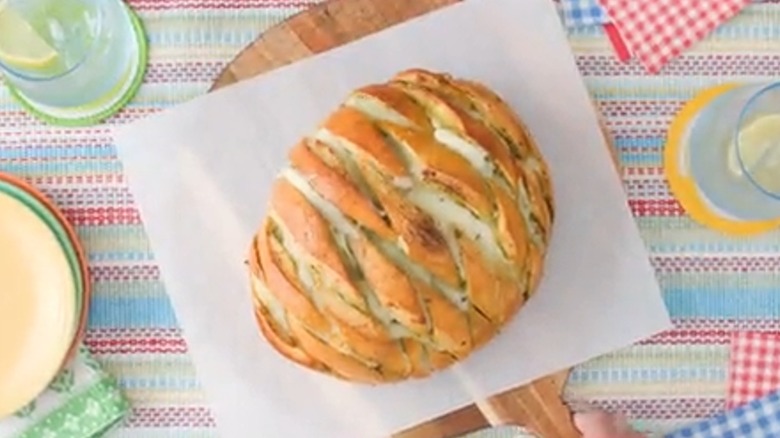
[1,1,779,436]
[564,2,780,434]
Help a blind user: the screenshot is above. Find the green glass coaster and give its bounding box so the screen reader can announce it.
[5,4,148,127]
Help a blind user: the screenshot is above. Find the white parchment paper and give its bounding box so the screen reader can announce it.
[114,0,671,436]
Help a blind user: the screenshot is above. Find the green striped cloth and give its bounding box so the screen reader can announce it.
[0,346,128,438]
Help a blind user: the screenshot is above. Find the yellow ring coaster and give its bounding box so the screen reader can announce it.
[664,83,780,236]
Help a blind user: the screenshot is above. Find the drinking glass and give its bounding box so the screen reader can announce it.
[0,0,145,125]
[689,82,780,221]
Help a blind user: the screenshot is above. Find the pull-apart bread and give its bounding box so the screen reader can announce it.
[247,69,554,384]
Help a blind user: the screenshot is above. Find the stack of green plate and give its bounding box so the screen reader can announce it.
[0,173,90,419]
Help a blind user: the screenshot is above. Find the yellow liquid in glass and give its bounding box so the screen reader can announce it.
[0,0,96,76]
[0,0,137,108]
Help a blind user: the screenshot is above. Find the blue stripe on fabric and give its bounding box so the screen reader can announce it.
[572,23,780,40]
[566,24,607,38]
[118,377,201,391]
[88,296,179,328]
[615,137,665,149]
[711,23,780,39]
[0,161,125,174]
[664,287,780,319]
[617,153,662,165]
[0,145,116,160]
[147,29,274,47]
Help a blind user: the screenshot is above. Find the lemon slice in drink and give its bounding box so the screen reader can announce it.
[728,114,780,193]
[0,2,58,72]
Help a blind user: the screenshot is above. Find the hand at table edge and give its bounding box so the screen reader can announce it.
[574,410,646,438]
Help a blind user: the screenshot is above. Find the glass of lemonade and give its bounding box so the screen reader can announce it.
[0,0,146,125]
[689,83,780,221]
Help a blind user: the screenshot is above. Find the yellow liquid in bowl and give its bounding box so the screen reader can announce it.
[0,192,76,418]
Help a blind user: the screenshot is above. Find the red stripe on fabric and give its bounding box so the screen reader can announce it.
[34,186,133,199]
[0,177,128,192]
[612,321,780,346]
[0,109,166,131]
[13,175,126,185]
[60,206,142,226]
[640,328,732,346]
[624,178,670,188]
[610,128,672,138]
[85,338,188,354]
[635,320,780,347]
[88,265,162,282]
[628,199,685,217]
[624,167,665,176]
[674,319,780,332]
[142,62,224,84]
[598,100,684,118]
[124,407,217,428]
[609,118,670,127]
[39,186,134,196]
[651,255,780,272]
[0,110,154,128]
[23,187,137,211]
[85,328,188,354]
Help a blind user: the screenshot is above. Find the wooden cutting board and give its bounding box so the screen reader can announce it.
[210,1,593,436]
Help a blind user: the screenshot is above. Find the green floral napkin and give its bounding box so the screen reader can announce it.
[0,346,129,438]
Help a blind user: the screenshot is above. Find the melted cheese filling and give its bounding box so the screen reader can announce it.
[265,91,547,342]
[345,94,412,127]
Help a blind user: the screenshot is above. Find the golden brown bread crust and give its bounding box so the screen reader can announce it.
[247,69,554,384]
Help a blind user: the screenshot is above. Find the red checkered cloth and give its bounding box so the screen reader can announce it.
[596,0,750,73]
[728,331,780,409]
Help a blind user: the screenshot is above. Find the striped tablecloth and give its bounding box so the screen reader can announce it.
[2,1,779,436]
